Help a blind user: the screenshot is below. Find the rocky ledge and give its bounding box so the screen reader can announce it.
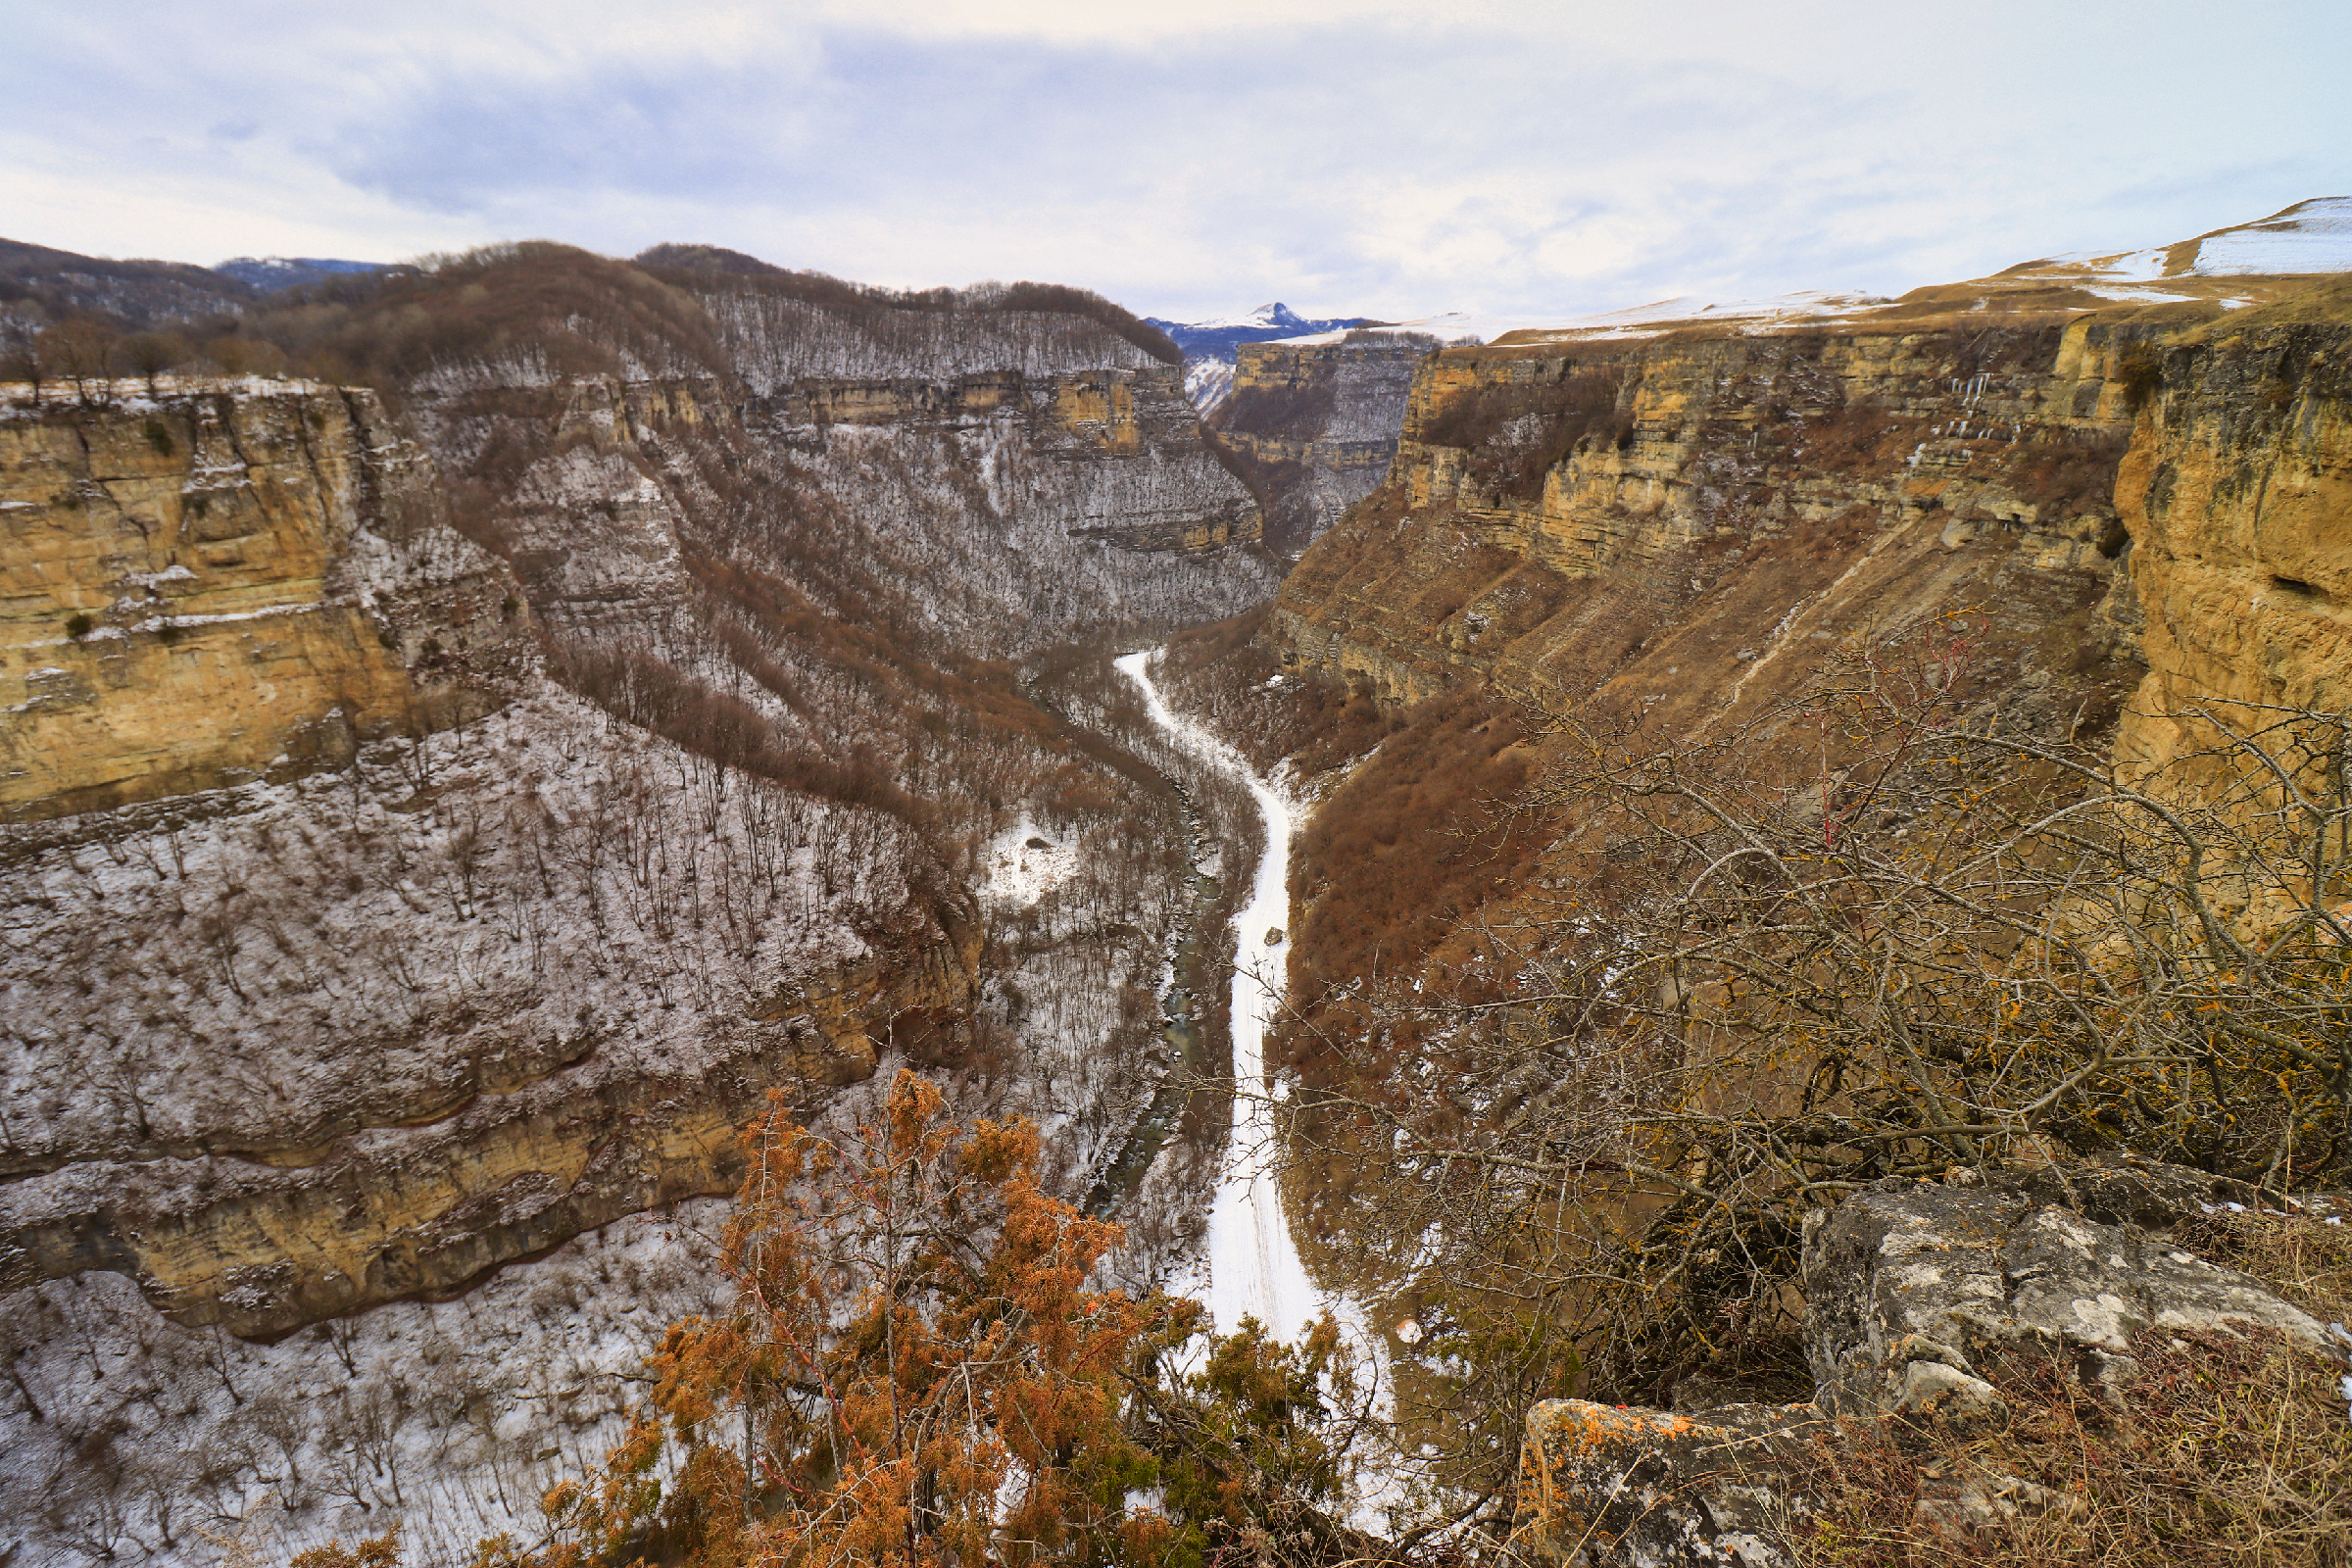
[1509,1163,2345,1566]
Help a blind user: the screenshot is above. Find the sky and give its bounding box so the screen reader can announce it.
[5,0,2349,325]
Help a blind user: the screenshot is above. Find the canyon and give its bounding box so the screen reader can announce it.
[0,195,2347,1565]
[0,245,1282,1558]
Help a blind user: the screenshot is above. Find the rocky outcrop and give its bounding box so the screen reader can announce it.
[0,246,1269,1343]
[1275,313,2158,729]
[0,382,527,820]
[1801,1172,2327,1430]
[2112,305,2352,786]
[1207,337,1423,554]
[753,365,1261,555]
[1508,1166,2339,1566]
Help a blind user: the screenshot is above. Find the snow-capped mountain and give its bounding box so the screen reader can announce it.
[214,255,390,292]
[1145,302,1378,366]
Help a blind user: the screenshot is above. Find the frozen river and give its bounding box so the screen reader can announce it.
[1114,651,1321,1341]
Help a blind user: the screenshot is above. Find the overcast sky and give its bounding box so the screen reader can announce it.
[6,0,2348,323]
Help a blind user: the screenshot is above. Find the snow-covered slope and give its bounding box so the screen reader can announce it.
[1488,197,2352,349]
[2185,196,2352,275]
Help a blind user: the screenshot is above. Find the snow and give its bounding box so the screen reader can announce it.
[980,813,1081,908]
[0,1203,731,1567]
[1189,303,1316,332]
[1473,291,1887,346]
[1274,310,1492,347]
[1183,358,1235,415]
[2082,284,2200,306]
[1116,651,1320,1342]
[2187,196,2352,276]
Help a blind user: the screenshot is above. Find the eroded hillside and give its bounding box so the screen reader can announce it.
[1267,261,2351,1026]
[0,245,1278,1559]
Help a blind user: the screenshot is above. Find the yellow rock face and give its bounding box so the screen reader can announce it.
[1277,314,2155,731]
[0,382,523,820]
[1050,370,1142,452]
[2113,320,2352,784]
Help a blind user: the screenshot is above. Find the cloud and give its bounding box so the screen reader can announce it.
[6,1,2348,321]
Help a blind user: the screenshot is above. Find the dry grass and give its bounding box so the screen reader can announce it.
[1798,1212,2352,1567]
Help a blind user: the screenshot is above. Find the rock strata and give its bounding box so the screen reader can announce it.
[1509,1165,2339,1566]
[0,381,526,820]
[1207,337,1424,554]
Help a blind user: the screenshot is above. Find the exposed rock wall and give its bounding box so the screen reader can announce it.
[1207,338,1424,555]
[1275,315,2157,736]
[0,253,1276,1562]
[0,268,1272,1340]
[0,383,525,820]
[751,365,1262,556]
[2113,312,2352,783]
[0,385,985,1337]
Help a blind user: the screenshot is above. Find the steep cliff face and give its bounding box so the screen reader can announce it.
[2113,285,2352,781]
[1,251,1283,1559]
[752,364,1260,556]
[1208,336,1425,556]
[1278,311,2157,737]
[1,383,523,820]
[1259,229,2345,1104]
[0,251,1272,1348]
[0,383,978,1339]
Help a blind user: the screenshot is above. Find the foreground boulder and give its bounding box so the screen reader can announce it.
[1511,1400,1822,1567]
[1507,1163,2340,1566]
[1803,1169,2327,1433]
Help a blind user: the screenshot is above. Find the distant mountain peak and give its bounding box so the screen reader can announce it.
[1145,302,1379,364]
[214,256,388,293]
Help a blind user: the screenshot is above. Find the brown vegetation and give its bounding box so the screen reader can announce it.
[476,1071,1377,1568]
[1797,1210,2352,1566]
[1418,362,1632,500]
[1259,624,2350,1527]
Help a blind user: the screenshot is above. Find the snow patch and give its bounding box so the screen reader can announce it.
[980,813,1080,908]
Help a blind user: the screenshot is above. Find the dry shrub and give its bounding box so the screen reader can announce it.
[552,639,933,831]
[1800,1218,2352,1567]
[2010,426,2133,518]
[1418,363,1632,500]
[1282,685,1540,1060]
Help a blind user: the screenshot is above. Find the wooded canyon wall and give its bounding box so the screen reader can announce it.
[0,250,1276,1347]
[1207,336,1425,556]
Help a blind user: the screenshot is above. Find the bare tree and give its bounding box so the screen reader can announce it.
[44,318,117,406]
[1276,625,2351,1508]
[112,330,191,397]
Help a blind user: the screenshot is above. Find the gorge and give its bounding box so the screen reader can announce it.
[2,196,2349,1566]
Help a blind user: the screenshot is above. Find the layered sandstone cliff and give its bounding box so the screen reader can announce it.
[0,250,1276,1558]
[1206,337,1424,555]
[1273,227,2341,752]
[1,383,522,820]
[753,364,1260,556]
[0,380,980,1338]
[2113,283,2352,781]
[1276,311,2160,742]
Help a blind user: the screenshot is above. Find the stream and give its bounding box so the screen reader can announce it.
[1113,650,1322,1341]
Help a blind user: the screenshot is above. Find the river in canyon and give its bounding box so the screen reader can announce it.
[1114,650,1321,1340]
